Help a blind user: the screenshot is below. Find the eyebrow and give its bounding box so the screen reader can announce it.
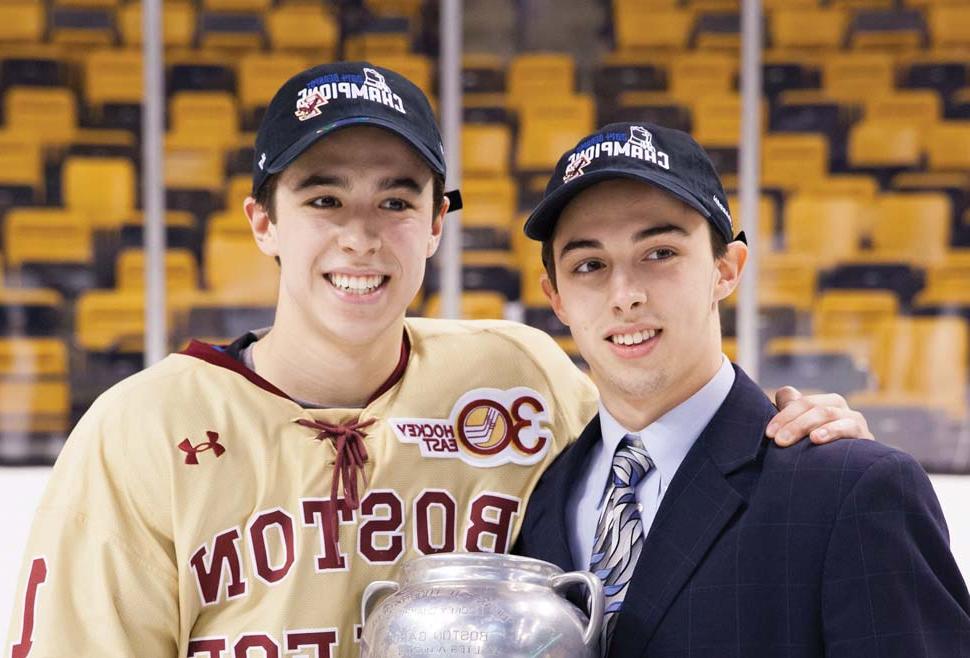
[291,174,423,195]
[378,176,423,195]
[558,223,688,261]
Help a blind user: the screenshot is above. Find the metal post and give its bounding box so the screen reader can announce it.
[737,0,762,378]
[438,0,463,319]
[142,0,167,365]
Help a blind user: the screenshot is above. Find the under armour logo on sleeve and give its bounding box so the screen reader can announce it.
[179,431,226,465]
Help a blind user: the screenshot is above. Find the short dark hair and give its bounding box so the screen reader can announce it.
[252,172,447,224]
[540,221,729,291]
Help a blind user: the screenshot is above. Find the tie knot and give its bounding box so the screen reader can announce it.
[611,434,653,489]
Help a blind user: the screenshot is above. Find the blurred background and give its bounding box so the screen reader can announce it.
[0,0,969,623]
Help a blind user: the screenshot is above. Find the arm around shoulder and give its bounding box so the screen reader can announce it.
[822,449,970,656]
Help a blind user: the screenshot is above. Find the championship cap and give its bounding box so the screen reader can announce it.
[524,122,741,243]
[252,61,461,211]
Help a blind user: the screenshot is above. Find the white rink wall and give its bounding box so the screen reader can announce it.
[2,468,969,636]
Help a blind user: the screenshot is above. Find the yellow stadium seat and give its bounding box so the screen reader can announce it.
[460,177,517,230]
[926,122,970,170]
[115,248,199,291]
[864,91,941,131]
[761,133,829,191]
[848,119,922,169]
[916,249,970,306]
[800,174,879,201]
[369,54,434,99]
[870,315,968,419]
[3,209,92,267]
[0,139,43,198]
[50,10,115,46]
[205,216,280,304]
[669,53,736,102]
[0,379,70,434]
[425,291,506,320]
[508,53,575,108]
[0,338,67,377]
[515,96,595,171]
[164,144,224,191]
[831,0,894,7]
[119,1,195,47]
[0,335,69,433]
[692,94,743,147]
[0,2,45,42]
[75,289,146,351]
[4,86,78,147]
[771,7,847,49]
[727,193,775,249]
[343,32,411,60]
[238,53,306,115]
[84,49,143,108]
[266,4,337,56]
[462,124,512,177]
[203,0,271,9]
[867,193,951,266]
[814,290,899,346]
[613,7,694,51]
[823,53,895,102]
[62,157,136,228]
[364,0,423,19]
[929,6,970,49]
[757,253,818,310]
[169,91,239,149]
[784,194,867,267]
[225,174,252,213]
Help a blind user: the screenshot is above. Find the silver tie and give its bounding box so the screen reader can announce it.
[589,434,654,655]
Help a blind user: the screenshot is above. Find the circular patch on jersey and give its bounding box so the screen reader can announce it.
[390,387,554,468]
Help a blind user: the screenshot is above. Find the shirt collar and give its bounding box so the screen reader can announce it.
[595,356,736,500]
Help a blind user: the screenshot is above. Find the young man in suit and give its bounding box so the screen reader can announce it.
[515,122,970,657]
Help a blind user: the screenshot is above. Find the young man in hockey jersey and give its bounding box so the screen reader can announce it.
[7,63,873,658]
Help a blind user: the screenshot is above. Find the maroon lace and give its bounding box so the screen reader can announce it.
[296,417,376,538]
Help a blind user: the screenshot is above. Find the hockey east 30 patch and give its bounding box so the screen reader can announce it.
[390,387,554,467]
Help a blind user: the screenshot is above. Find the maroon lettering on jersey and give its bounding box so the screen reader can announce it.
[11,556,47,658]
[189,528,248,606]
[358,490,405,564]
[285,629,339,658]
[464,493,521,553]
[302,497,354,571]
[187,637,228,658]
[234,634,279,658]
[414,490,457,555]
[248,508,296,585]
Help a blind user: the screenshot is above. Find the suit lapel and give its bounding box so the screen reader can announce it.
[609,366,775,657]
[526,416,603,571]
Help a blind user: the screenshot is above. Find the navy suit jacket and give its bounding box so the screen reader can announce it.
[515,366,970,657]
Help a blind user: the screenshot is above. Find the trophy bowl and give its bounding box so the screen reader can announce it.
[359,552,603,658]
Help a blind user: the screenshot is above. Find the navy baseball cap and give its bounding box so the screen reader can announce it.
[252,61,461,211]
[524,122,742,243]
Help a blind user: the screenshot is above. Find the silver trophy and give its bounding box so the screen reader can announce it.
[360,552,603,657]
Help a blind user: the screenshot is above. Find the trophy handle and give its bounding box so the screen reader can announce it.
[551,570,604,649]
[360,580,400,627]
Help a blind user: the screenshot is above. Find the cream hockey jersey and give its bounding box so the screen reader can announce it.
[6,318,598,658]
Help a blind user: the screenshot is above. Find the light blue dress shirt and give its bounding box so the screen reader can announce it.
[568,356,736,570]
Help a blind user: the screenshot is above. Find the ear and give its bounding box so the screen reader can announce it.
[713,241,748,303]
[244,196,279,258]
[541,274,571,327]
[425,194,449,258]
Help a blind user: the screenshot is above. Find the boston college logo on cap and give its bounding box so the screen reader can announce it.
[295,66,407,122]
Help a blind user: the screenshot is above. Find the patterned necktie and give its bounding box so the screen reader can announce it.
[589,434,654,655]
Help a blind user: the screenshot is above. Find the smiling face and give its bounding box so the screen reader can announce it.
[245,125,446,351]
[542,178,746,428]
